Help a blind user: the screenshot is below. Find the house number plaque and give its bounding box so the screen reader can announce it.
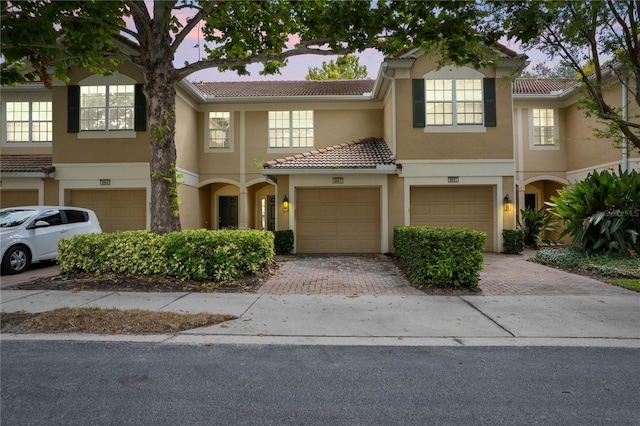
[332,177,344,184]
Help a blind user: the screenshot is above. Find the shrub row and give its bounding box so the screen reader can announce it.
[58,229,274,282]
[394,226,485,290]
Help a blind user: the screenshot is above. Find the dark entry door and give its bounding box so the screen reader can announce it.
[219,196,238,229]
[267,196,276,231]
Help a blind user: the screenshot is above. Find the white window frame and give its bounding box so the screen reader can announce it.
[5,101,52,144]
[76,73,137,140]
[422,66,486,134]
[80,84,135,132]
[425,79,483,127]
[530,108,558,149]
[268,110,314,149]
[206,111,233,152]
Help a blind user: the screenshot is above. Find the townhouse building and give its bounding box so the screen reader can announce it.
[2,47,638,253]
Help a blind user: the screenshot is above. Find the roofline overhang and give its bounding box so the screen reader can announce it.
[261,165,398,175]
[0,172,53,178]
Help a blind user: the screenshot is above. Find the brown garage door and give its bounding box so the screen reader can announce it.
[70,189,146,233]
[296,188,380,253]
[0,190,39,208]
[410,186,494,251]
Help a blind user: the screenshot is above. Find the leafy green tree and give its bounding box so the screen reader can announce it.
[494,0,640,151]
[306,55,368,80]
[2,0,503,233]
[519,62,575,79]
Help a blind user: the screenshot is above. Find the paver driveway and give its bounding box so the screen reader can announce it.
[258,251,634,296]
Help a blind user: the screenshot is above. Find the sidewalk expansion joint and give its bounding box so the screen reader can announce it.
[458,296,516,338]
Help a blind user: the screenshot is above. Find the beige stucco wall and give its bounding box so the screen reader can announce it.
[53,63,149,164]
[394,55,514,161]
[197,102,383,185]
[0,87,53,155]
[175,93,199,173]
[178,183,201,230]
[386,174,405,252]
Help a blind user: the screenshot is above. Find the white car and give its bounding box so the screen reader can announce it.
[0,206,102,275]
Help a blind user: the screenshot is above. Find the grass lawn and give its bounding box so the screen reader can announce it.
[607,278,640,292]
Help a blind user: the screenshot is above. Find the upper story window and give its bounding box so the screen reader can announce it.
[269,111,314,148]
[425,79,483,126]
[80,85,134,131]
[413,66,496,133]
[5,101,52,143]
[208,112,230,149]
[532,108,555,145]
[68,73,145,138]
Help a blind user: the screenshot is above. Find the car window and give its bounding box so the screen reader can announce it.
[63,209,89,224]
[0,209,37,228]
[34,209,63,226]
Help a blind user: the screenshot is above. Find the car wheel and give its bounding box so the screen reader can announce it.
[1,245,30,275]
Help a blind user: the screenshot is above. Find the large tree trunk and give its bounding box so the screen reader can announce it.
[145,70,182,234]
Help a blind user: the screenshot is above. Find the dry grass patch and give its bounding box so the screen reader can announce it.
[1,307,236,334]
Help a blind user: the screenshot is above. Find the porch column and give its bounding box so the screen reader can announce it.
[239,187,248,229]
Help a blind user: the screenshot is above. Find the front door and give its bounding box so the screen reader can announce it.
[267,195,276,231]
[218,196,238,229]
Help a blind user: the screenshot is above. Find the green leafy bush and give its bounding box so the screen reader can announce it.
[274,229,294,255]
[502,229,525,254]
[394,226,485,290]
[547,167,640,254]
[518,207,557,247]
[59,229,274,282]
[535,247,640,279]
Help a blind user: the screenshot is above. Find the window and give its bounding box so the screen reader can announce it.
[80,85,134,131]
[269,111,314,148]
[425,79,483,126]
[532,109,555,145]
[63,210,89,224]
[6,101,52,143]
[208,112,230,149]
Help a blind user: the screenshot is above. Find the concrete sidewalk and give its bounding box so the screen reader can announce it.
[2,290,639,347]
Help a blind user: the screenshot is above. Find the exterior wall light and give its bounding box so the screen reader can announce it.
[503,194,513,212]
[283,195,289,212]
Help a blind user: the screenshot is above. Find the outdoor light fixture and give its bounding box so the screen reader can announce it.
[283,195,289,212]
[503,194,513,212]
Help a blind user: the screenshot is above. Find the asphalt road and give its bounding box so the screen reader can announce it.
[2,342,639,425]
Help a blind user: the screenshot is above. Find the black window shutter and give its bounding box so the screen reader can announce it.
[134,84,147,132]
[67,85,80,133]
[483,78,497,127]
[412,79,425,128]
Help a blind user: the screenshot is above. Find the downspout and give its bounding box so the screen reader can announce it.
[621,79,629,171]
[380,63,398,157]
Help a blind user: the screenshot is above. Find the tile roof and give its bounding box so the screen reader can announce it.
[192,80,375,98]
[0,155,54,173]
[263,137,395,170]
[513,78,578,94]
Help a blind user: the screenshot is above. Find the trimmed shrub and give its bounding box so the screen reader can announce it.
[394,226,485,290]
[518,207,557,247]
[274,229,294,255]
[502,229,525,254]
[58,229,274,282]
[548,167,640,254]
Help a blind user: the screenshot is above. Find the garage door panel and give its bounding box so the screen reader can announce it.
[0,190,39,208]
[411,186,494,251]
[296,188,380,253]
[70,189,146,233]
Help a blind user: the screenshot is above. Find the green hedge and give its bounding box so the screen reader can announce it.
[502,229,525,254]
[274,229,294,255]
[58,229,274,282]
[393,226,485,290]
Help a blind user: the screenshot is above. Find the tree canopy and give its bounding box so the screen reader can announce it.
[494,0,640,151]
[2,0,504,233]
[306,55,368,80]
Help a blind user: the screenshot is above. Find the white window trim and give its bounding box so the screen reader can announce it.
[76,73,138,140]
[529,108,559,150]
[3,100,53,145]
[205,111,234,153]
[268,110,314,149]
[422,66,486,134]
